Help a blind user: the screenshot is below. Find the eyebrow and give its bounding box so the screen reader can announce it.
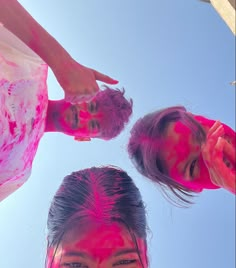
[88,101,98,112]
[63,248,139,259]
[63,251,93,260]
[90,120,100,130]
[113,248,140,257]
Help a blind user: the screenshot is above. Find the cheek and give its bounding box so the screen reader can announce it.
[169,165,181,180]
[190,155,215,190]
[58,116,75,134]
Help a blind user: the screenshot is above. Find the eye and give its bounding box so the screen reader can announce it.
[88,102,97,114]
[89,120,100,132]
[62,263,88,268]
[113,259,138,266]
[189,159,197,178]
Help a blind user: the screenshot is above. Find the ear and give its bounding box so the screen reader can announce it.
[74,136,91,142]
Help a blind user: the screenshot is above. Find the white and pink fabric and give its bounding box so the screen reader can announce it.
[0,26,48,201]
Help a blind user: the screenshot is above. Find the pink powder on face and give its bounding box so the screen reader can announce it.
[56,222,147,266]
[162,122,218,191]
[55,101,101,137]
[74,224,126,260]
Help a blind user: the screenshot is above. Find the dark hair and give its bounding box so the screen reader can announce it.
[128,106,206,206]
[94,86,133,140]
[46,166,148,267]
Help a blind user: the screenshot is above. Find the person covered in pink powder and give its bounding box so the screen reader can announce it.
[46,166,149,268]
[0,1,133,201]
[128,106,235,206]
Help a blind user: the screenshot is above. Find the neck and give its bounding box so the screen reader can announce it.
[45,100,66,132]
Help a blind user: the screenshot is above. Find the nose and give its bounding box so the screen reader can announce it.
[79,110,91,119]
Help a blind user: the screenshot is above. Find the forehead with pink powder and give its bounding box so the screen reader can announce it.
[47,222,147,267]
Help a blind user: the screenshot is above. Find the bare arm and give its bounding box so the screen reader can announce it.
[0,0,70,70]
[0,0,118,103]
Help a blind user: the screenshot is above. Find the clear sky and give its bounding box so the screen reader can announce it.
[0,0,235,267]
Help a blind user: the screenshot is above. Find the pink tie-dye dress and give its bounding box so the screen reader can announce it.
[0,26,48,201]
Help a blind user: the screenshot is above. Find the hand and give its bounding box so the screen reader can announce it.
[53,58,118,103]
[201,121,236,194]
[0,0,118,103]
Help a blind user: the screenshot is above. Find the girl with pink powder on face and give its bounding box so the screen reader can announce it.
[128,106,235,206]
[46,166,149,268]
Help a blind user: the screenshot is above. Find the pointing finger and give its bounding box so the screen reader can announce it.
[93,70,119,84]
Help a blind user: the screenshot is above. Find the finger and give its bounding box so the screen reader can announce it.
[222,138,236,165]
[206,160,222,186]
[209,138,236,192]
[207,124,224,141]
[76,90,97,103]
[64,93,83,104]
[208,168,222,186]
[201,143,211,164]
[64,90,97,104]
[202,124,225,159]
[201,136,222,168]
[211,142,234,181]
[207,121,222,136]
[93,70,119,84]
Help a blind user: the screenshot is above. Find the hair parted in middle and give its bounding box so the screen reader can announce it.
[46,166,148,267]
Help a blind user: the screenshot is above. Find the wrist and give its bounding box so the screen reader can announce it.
[46,44,73,73]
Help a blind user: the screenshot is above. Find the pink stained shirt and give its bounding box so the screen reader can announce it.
[0,26,48,201]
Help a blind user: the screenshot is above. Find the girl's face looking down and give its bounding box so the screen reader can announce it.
[161,115,235,192]
[48,222,148,268]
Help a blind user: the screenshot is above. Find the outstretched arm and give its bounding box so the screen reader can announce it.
[0,0,118,103]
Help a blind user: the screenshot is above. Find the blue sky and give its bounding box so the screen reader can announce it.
[0,0,235,267]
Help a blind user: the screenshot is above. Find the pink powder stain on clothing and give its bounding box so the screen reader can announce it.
[8,121,17,135]
[0,26,49,201]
